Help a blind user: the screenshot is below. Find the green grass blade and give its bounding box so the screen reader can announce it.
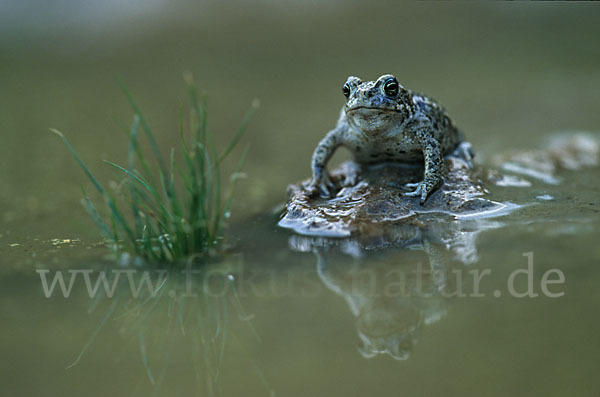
[80,189,114,241]
[217,145,250,236]
[217,100,259,165]
[207,132,221,242]
[118,81,169,178]
[104,161,155,197]
[127,116,143,236]
[52,128,136,245]
[51,129,107,195]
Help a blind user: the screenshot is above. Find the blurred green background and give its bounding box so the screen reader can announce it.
[1,1,599,242]
[2,3,600,397]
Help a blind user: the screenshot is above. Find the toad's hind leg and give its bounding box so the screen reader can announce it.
[450,141,475,168]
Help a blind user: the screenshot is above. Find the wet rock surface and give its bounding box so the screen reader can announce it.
[489,132,599,186]
[279,153,513,238]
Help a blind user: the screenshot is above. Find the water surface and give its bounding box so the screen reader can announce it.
[1,2,600,396]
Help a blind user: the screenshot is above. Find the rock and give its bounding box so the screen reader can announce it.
[279,151,515,238]
[490,132,599,185]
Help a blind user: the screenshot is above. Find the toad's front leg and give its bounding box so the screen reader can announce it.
[308,128,343,197]
[404,125,443,204]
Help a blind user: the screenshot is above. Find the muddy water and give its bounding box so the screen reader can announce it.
[2,2,600,396]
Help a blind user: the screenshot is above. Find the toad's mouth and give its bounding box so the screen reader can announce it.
[345,106,397,114]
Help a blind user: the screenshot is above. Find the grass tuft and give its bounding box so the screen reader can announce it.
[53,75,258,264]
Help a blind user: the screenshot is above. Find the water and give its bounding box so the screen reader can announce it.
[2,2,600,396]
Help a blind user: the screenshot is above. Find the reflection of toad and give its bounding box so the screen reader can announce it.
[288,217,503,361]
[355,295,445,360]
[315,243,448,361]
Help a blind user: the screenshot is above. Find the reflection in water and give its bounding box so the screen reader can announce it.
[283,132,599,361]
[288,216,507,361]
[66,259,264,396]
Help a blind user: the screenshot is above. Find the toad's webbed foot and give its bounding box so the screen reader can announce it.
[404,181,429,204]
[404,178,441,205]
[307,174,336,198]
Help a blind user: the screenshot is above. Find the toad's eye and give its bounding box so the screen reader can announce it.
[342,83,351,98]
[383,78,399,96]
